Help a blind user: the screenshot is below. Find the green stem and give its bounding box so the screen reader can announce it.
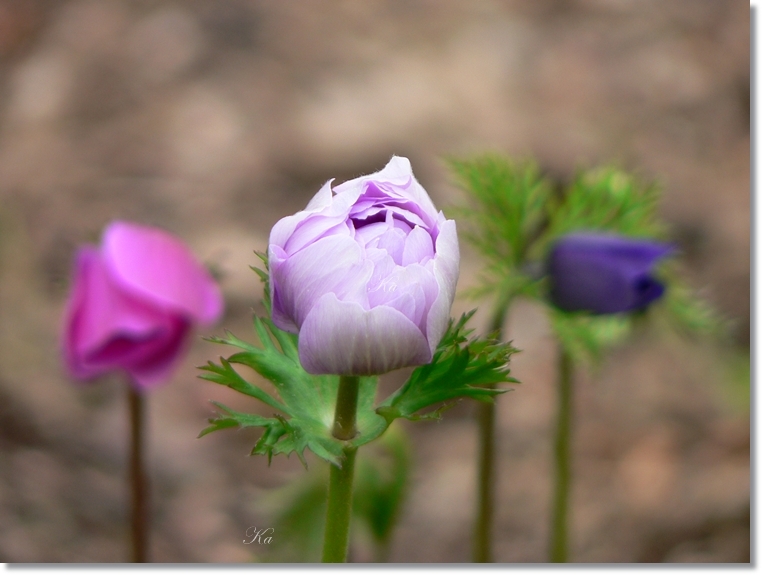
[322,375,360,563]
[550,348,573,562]
[128,386,149,563]
[473,299,510,563]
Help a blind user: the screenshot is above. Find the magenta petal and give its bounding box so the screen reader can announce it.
[62,246,192,390]
[103,221,223,324]
[125,320,192,390]
[62,247,103,380]
[64,247,166,376]
[298,293,431,376]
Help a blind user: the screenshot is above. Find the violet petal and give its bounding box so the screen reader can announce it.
[298,293,431,375]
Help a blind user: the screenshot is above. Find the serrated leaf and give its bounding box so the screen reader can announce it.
[199,314,386,466]
[198,355,286,413]
[377,311,517,422]
[200,309,516,463]
[655,263,730,341]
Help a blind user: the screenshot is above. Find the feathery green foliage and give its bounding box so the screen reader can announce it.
[446,155,552,302]
[541,166,667,248]
[447,155,724,365]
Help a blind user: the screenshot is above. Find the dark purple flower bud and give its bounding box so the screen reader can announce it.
[62,221,224,391]
[268,156,460,376]
[547,233,674,315]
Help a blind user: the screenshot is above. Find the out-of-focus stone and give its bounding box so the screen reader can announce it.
[169,85,243,178]
[616,428,680,512]
[7,49,74,125]
[53,0,129,56]
[127,7,206,86]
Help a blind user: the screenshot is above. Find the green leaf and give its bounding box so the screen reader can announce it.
[198,353,287,413]
[378,311,518,422]
[200,309,516,464]
[199,316,386,466]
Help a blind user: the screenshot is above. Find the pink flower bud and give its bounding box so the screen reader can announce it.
[62,221,223,391]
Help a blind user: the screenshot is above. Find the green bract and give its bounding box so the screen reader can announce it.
[198,257,516,466]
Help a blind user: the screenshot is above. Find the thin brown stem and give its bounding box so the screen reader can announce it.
[128,386,149,563]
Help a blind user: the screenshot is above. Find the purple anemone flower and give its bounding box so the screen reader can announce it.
[62,221,223,391]
[268,155,460,376]
[547,233,674,315]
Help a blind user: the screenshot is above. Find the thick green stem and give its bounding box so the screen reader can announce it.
[322,375,360,563]
[473,300,510,563]
[332,375,360,441]
[128,386,149,563]
[549,348,573,562]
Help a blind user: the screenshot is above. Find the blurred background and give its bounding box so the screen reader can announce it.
[0,0,749,563]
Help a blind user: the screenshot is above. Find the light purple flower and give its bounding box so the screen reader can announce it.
[62,221,224,391]
[268,156,460,376]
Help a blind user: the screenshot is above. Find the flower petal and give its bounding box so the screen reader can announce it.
[62,246,190,387]
[121,319,192,390]
[367,262,437,332]
[333,156,439,225]
[270,179,364,251]
[548,233,674,313]
[270,234,372,329]
[103,221,223,324]
[553,233,675,267]
[284,216,351,255]
[298,293,431,375]
[402,225,435,266]
[425,219,460,354]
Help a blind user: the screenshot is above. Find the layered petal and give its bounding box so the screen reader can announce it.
[267,155,460,376]
[270,234,373,330]
[298,293,432,375]
[402,225,435,266]
[367,262,439,333]
[269,179,364,251]
[103,221,223,324]
[424,219,460,354]
[334,156,440,226]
